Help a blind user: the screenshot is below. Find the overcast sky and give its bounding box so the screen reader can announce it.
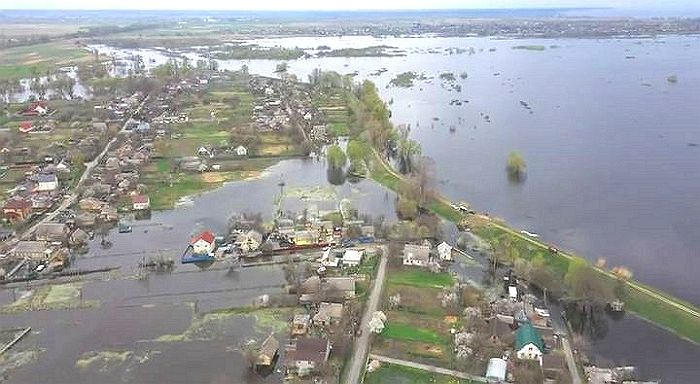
[1,0,698,11]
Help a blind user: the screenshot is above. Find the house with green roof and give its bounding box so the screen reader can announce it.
[515,321,544,364]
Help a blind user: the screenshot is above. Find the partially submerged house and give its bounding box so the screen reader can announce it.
[131,194,150,210]
[402,244,430,267]
[191,231,216,255]
[256,334,280,367]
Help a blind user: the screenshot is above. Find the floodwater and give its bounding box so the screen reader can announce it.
[18,34,700,382]
[0,158,396,383]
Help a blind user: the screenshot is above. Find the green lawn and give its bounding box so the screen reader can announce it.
[388,269,455,289]
[382,323,447,345]
[364,362,473,384]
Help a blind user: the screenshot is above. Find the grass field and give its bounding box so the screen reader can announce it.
[364,362,474,384]
[382,322,447,345]
[0,41,91,79]
[388,269,455,289]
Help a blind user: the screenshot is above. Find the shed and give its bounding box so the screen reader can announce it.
[485,358,507,382]
[256,334,280,366]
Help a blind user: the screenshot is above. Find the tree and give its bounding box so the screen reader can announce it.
[506,151,526,182]
[396,130,421,174]
[565,258,615,305]
[326,145,347,170]
[396,197,418,220]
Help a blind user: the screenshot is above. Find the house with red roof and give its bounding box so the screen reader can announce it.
[131,194,150,210]
[19,121,35,133]
[191,230,215,255]
[3,197,32,223]
[21,101,49,117]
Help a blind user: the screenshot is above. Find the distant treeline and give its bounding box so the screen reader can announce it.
[0,23,159,50]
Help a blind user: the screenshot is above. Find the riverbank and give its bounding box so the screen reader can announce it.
[369,149,700,344]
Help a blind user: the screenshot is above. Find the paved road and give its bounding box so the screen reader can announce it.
[344,246,388,384]
[548,304,583,384]
[368,354,487,383]
[560,336,582,384]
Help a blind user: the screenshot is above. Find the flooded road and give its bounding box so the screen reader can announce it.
[0,158,396,383]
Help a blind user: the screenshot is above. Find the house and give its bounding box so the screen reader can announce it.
[79,198,104,212]
[285,337,331,376]
[299,275,321,303]
[342,249,363,267]
[13,241,51,260]
[238,230,263,252]
[131,194,150,210]
[323,277,355,300]
[197,146,214,158]
[134,121,150,133]
[35,223,70,243]
[292,230,318,246]
[0,228,13,241]
[402,244,431,266]
[313,302,344,327]
[19,121,35,133]
[256,334,279,367]
[191,231,216,255]
[30,193,53,210]
[515,322,544,364]
[234,145,248,156]
[437,241,453,261]
[320,248,341,268]
[21,101,49,116]
[34,173,58,192]
[292,314,310,336]
[3,197,32,222]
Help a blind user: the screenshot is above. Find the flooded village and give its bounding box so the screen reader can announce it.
[1,8,699,384]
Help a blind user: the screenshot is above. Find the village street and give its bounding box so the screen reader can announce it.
[19,96,149,241]
[344,245,388,384]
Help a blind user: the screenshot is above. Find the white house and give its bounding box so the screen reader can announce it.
[234,145,248,156]
[131,194,150,210]
[320,248,340,268]
[437,241,453,261]
[515,322,544,365]
[34,174,58,192]
[402,244,430,267]
[342,249,363,267]
[191,231,216,255]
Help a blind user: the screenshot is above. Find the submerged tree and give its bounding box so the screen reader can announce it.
[506,151,527,182]
[326,145,347,170]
